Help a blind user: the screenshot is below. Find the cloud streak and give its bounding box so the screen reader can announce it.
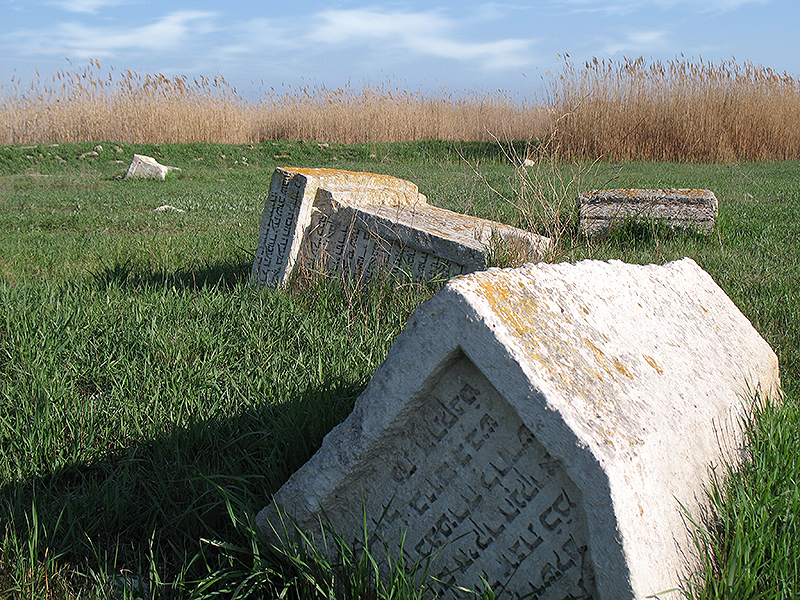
[48,0,127,14]
[11,11,217,58]
[557,0,770,12]
[600,29,670,56]
[308,8,538,71]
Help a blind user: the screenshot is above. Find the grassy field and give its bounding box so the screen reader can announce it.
[0,140,798,599]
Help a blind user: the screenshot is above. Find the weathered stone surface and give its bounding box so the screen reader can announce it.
[251,167,549,287]
[251,167,426,287]
[257,258,780,599]
[301,193,548,283]
[124,154,181,181]
[578,189,718,238]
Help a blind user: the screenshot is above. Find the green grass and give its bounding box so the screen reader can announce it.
[0,141,798,598]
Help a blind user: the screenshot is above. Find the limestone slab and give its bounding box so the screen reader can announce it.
[251,167,549,287]
[257,258,780,599]
[124,154,181,180]
[251,167,428,287]
[301,195,548,283]
[578,189,718,238]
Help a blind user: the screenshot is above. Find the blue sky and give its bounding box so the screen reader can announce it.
[1,0,796,100]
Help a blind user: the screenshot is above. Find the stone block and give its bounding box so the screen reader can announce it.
[251,167,549,287]
[124,154,181,181]
[257,258,779,599]
[578,189,718,238]
[300,192,548,283]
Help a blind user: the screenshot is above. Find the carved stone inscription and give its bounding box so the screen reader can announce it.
[323,356,595,599]
[302,206,470,283]
[251,172,305,287]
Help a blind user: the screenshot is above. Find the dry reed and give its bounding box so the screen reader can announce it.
[2,57,800,162]
[546,56,800,162]
[0,59,545,146]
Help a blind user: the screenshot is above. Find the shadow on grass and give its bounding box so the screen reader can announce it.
[0,376,365,598]
[90,256,253,292]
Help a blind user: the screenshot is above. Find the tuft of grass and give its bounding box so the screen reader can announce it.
[682,391,800,600]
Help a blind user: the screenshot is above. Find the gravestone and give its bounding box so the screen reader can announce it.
[578,189,718,238]
[301,191,547,283]
[124,154,181,180]
[251,167,549,287]
[257,258,780,599]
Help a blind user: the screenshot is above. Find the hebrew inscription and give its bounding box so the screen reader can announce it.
[302,205,476,283]
[252,171,305,287]
[321,355,595,599]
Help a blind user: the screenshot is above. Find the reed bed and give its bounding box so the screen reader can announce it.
[2,57,800,161]
[547,56,800,162]
[0,59,545,146]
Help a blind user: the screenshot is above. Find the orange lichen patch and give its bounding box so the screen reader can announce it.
[642,354,664,375]
[471,270,634,392]
[612,357,633,379]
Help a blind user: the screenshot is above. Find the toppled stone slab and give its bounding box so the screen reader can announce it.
[124,154,181,181]
[578,189,718,238]
[257,258,779,600]
[251,167,548,287]
[301,192,547,283]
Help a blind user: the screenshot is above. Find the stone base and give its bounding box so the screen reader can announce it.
[578,189,718,238]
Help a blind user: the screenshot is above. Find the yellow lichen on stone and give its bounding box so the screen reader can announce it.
[281,167,425,205]
[642,354,664,375]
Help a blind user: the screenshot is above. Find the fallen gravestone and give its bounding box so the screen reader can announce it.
[251,167,549,287]
[578,189,718,239]
[257,258,780,600]
[124,154,181,181]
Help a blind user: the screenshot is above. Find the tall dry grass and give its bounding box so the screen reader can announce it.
[3,57,800,161]
[0,59,545,145]
[547,56,800,162]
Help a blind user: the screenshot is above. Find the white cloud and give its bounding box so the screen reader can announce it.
[48,0,127,14]
[12,11,217,58]
[307,8,538,71]
[600,29,669,56]
[556,0,769,12]
[216,17,299,59]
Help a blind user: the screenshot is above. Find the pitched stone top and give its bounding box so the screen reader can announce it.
[316,199,548,267]
[258,257,779,599]
[451,258,774,459]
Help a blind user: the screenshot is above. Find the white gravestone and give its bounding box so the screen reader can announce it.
[301,191,548,283]
[578,189,718,238]
[124,154,181,180]
[251,168,427,288]
[257,258,780,599]
[251,167,549,287]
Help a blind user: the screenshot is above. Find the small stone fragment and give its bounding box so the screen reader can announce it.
[124,154,181,181]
